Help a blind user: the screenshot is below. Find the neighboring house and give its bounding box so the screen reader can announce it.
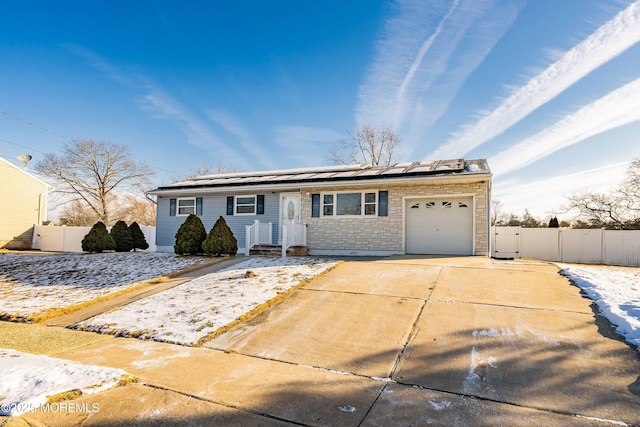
[148,159,492,256]
[0,157,52,249]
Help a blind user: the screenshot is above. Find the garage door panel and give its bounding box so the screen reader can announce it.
[406,197,473,255]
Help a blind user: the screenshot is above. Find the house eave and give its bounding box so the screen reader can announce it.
[0,156,53,190]
[147,173,492,197]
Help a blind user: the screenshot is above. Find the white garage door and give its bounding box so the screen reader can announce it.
[406,197,473,255]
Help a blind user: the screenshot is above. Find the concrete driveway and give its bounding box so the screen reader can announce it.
[17,256,640,426]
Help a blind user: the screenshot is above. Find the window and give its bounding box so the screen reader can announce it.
[323,194,334,216]
[442,201,452,208]
[364,192,376,215]
[425,201,435,209]
[410,203,420,209]
[235,195,256,215]
[336,193,361,215]
[458,201,469,208]
[321,191,377,217]
[178,198,195,216]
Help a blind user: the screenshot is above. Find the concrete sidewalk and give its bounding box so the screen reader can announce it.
[13,256,640,426]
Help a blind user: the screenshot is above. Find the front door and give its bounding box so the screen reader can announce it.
[279,192,301,243]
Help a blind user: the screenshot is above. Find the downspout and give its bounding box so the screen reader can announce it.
[486,179,492,257]
[33,185,51,249]
[42,184,51,223]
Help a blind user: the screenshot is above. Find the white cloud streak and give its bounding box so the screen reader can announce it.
[67,45,251,169]
[273,126,343,167]
[357,0,522,153]
[430,0,640,159]
[489,77,640,177]
[134,84,248,169]
[493,162,629,217]
[205,110,277,170]
[393,0,461,125]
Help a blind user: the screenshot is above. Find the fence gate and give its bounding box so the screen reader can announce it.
[492,226,519,259]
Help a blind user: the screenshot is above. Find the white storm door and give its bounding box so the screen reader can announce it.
[279,192,301,243]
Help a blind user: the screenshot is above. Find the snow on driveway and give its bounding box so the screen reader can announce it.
[73,257,338,346]
[0,348,129,416]
[559,264,640,350]
[0,253,206,320]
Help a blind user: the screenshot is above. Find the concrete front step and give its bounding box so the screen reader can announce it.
[249,245,309,256]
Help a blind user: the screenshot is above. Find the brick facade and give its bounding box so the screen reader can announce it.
[301,180,489,255]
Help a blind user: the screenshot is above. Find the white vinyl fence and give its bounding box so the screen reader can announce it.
[492,226,640,267]
[32,225,156,253]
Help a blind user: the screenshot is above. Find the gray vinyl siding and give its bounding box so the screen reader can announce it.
[156,193,280,249]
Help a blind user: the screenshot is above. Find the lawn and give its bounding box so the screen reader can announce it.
[1,254,338,416]
[0,252,208,321]
[72,256,339,346]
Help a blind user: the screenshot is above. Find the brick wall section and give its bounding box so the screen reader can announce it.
[300,181,489,255]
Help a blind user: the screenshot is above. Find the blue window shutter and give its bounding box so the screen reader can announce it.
[227,196,234,215]
[169,199,176,216]
[196,198,203,216]
[378,191,388,216]
[311,194,320,217]
[257,195,265,215]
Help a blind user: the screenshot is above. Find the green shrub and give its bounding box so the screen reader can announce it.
[81,221,116,253]
[129,221,149,251]
[203,216,238,256]
[109,220,134,252]
[174,214,207,255]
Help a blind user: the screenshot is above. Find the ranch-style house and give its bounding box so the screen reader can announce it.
[147,159,492,257]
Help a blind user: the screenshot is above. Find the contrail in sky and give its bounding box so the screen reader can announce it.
[489,76,640,177]
[429,0,640,159]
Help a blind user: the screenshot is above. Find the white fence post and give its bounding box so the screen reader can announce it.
[281,225,288,257]
[245,224,252,256]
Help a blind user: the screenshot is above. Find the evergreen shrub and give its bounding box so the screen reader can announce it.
[129,221,149,251]
[110,220,134,252]
[81,221,116,253]
[174,214,207,255]
[203,216,238,256]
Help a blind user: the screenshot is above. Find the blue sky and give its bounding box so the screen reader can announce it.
[1,0,639,219]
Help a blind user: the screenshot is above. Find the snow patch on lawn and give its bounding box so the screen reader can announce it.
[0,253,206,320]
[559,264,640,351]
[73,257,338,346]
[0,348,128,416]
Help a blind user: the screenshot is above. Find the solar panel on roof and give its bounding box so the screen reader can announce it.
[380,167,406,175]
[407,163,437,173]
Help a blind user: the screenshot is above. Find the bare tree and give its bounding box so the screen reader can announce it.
[58,200,100,226]
[565,158,640,229]
[491,199,503,226]
[36,139,154,225]
[618,158,640,213]
[112,194,157,226]
[329,125,400,167]
[565,192,627,229]
[174,161,238,182]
